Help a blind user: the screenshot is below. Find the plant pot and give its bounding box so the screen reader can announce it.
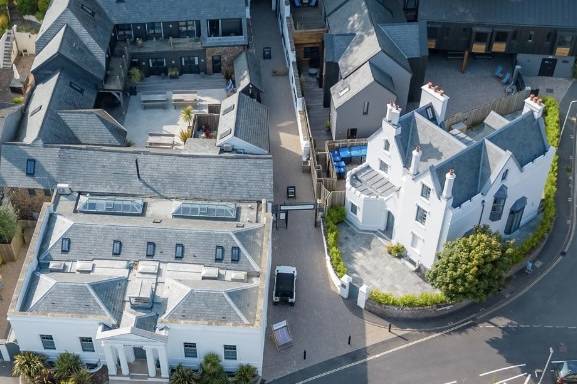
[0,224,24,262]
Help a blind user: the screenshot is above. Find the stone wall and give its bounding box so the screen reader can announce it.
[365,298,471,320]
[206,46,245,76]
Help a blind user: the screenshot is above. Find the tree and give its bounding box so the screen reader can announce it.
[199,353,227,384]
[53,352,83,381]
[15,0,37,15]
[12,352,47,382]
[170,364,198,384]
[234,364,257,384]
[0,202,17,243]
[64,369,93,384]
[180,106,194,130]
[426,226,514,302]
[32,367,53,384]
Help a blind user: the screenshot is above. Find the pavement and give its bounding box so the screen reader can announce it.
[250,1,402,380]
[338,223,436,296]
[268,80,577,384]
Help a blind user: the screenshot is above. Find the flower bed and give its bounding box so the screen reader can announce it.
[369,289,448,308]
[324,207,347,278]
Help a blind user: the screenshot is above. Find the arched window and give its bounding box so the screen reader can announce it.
[384,139,390,152]
[489,185,508,221]
[505,197,527,235]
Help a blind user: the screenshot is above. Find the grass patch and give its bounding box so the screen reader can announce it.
[369,289,448,308]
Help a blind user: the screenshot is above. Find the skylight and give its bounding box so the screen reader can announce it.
[218,128,232,140]
[78,196,144,216]
[173,202,237,220]
[222,104,235,115]
[338,87,350,97]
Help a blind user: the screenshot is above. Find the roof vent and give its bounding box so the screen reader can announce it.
[236,223,245,228]
[230,271,247,283]
[152,218,162,224]
[48,261,66,272]
[138,261,159,274]
[201,266,219,280]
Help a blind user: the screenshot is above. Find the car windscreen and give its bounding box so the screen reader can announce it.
[276,273,294,297]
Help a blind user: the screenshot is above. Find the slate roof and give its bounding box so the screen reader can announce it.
[38,215,265,273]
[395,105,466,171]
[18,71,97,145]
[0,144,274,201]
[32,25,105,81]
[431,111,550,208]
[324,33,355,63]
[234,51,263,93]
[216,92,269,153]
[377,22,428,59]
[23,272,126,324]
[36,0,112,68]
[349,165,396,198]
[56,110,127,146]
[418,0,577,29]
[331,61,395,108]
[95,0,247,24]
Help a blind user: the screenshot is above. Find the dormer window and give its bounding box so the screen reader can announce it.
[112,240,122,256]
[61,238,71,253]
[383,139,390,152]
[175,244,184,259]
[25,159,36,176]
[146,242,156,257]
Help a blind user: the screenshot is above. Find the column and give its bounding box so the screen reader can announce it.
[144,347,157,378]
[116,345,129,376]
[157,347,169,378]
[103,344,117,376]
[125,346,135,363]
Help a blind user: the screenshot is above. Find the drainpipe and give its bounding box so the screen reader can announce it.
[478,199,485,226]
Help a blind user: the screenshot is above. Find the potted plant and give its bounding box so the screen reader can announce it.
[234,364,258,384]
[128,67,143,95]
[325,120,331,131]
[168,66,180,79]
[386,243,406,258]
[0,203,20,262]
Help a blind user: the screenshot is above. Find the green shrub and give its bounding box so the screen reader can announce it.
[324,207,348,278]
[369,289,448,308]
[386,243,406,258]
[0,13,8,31]
[11,96,23,105]
[128,67,144,83]
[0,203,17,244]
[15,0,37,15]
[512,96,560,263]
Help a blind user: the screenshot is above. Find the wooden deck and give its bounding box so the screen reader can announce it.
[301,70,331,150]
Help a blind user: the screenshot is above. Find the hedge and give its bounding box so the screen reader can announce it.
[512,96,560,263]
[369,289,448,308]
[324,207,347,278]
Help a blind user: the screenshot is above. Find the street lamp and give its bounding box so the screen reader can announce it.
[537,346,554,384]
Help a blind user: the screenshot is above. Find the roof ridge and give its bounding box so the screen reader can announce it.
[27,273,57,310]
[223,291,249,324]
[86,279,119,324]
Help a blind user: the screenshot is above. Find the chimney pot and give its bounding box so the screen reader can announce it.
[410,146,422,175]
[442,169,456,199]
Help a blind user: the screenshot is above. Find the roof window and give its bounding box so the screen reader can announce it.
[25,159,36,176]
[112,240,122,256]
[78,196,144,216]
[80,4,95,17]
[173,202,237,220]
[69,81,84,95]
[146,242,156,257]
[61,238,71,253]
[30,105,42,117]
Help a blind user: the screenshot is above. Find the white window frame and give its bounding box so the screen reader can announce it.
[350,202,358,215]
[420,184,431,200]
[379,160,389,174]
[415,205,428,226]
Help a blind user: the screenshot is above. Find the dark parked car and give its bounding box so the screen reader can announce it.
[555,361,577,383]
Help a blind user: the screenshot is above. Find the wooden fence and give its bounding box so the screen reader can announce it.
[443,88,532,130]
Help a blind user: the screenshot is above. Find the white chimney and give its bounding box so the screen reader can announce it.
[410,145,421,175]
[386,103,401,126]
[523,95,544,119]
[442,169,456,200]
[419,82,450,122]
[56,184,72,195]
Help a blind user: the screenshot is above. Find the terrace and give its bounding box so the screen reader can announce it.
[290,3,325,31]
[121,74,227,149]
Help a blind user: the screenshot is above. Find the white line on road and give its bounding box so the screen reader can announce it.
[294,321,473,384]
[479,364,527,377]
[494,373,528,384]
[523,374,532,384]
[440,381,457,384]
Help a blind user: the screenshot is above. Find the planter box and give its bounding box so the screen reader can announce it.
[0,224,24,263]
[365,298,470,320]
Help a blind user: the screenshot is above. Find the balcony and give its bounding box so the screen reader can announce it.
[122,37,203,55]
[291,3,325,31]
[204,35,248,47]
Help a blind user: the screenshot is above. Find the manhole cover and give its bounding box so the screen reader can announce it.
[546,88,554,93]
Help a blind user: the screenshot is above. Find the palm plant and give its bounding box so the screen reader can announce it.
[32,367,53,384]
[178,128,192,144]
[180,106,194,130]
[234,364,257,384]
[53,352,82,381]
[199,353,227,384]
[170,364,198,384]
[12,352,47,383]
[68,368,93,384]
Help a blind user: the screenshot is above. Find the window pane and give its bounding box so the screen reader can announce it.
[61,238,70,253]
[215,246,224,261]
[146,242,156,257]
[80,337,94,352]
[112,240,122,255]
[208,19,220,37]
[221,19,242,36]
[26,159,36,176]
[175,244,184,259]
[421,184,431,200]
[40,335,55,350]
[415,206,427,225]
[231,247,240,262]
[224,345,237,360]
[184,342,197,358]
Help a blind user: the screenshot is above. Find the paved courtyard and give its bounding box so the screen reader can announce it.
[338,223,436,296]
[425,54,513,116]
[524,76,574,102]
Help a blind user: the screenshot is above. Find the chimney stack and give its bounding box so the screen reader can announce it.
[523,95,544,119]
[386,102,401,126]
[442,169,456,200]
[419,82,450,122]
[410,145,421,175]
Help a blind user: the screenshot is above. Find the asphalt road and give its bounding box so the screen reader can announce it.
[269,92,577,384]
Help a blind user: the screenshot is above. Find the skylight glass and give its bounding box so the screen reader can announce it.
[173,202,237,220]
[78,196,144,216]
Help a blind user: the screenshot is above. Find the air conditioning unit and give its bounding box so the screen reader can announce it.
[56,184,72,195]
[222,144,234,152]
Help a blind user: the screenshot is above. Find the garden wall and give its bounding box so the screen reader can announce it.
[365,298,471,320]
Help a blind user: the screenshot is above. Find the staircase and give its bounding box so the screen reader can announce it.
[1,29,14,68]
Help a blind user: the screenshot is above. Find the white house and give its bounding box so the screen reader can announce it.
[7,190,272,379]
[346,83,555,268]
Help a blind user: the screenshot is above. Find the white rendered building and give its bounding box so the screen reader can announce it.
[7,190,272,379]
[346,84,555,268]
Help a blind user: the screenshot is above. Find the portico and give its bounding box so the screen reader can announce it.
[97,327,169,378]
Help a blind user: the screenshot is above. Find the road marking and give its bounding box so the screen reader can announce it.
[494,373,528,384]
[523,374,531,384]
[294,321,473,384]
[479,364,526,377]
[440,381,457,384]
